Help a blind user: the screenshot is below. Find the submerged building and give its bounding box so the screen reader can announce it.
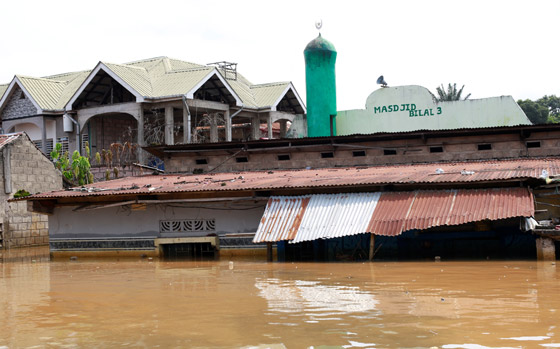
[13,34,560,261]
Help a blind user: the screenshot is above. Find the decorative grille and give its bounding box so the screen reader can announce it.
[160,219,216,233]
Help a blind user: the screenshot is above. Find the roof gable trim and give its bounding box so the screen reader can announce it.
[0,77,42,115]
[271,82,306,113]
[185,68,243,107]
[65,62,145,111]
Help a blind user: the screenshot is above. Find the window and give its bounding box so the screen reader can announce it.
[383,149,397,155]
[321,152,334,158]
[430,146,444,153]
[277,154,290,161]
[19,91,25,99]
[56,137,69,154]
[195,158,208,165]
[477,144,492,151]
[236,156,248,163]
[526,141,541,148]
[352,150,366,157]
[81,134,90,152]
[33,139,54,158]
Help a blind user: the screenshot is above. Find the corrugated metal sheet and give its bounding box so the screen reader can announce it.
[17,76,65,110]
[367,188,534,236]
[21,157,560,201]
[366,192,416,237]
[253,196,310,243]
[103,63,153,97]
[152,67,212,98]
[253,188,534,243]
[1,57,296,112]
[291,192,381,243]
[251,82,290,109]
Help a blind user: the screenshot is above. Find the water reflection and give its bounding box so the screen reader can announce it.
[0,251,558,348]
[255,278,380,321]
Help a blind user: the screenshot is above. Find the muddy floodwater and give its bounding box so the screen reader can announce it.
[1,247,559,349]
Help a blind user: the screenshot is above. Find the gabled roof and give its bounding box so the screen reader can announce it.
[0,71,89,113]
[1,57,303,113]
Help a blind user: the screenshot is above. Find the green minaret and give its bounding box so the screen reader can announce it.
[304,33,337,137]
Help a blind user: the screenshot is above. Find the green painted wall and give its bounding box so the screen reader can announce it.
[337,85,532,135]
[304,34,337,137]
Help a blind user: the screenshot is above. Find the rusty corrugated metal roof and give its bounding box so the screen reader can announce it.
[254,196,310,243]
[366,192,416,237]
[253,188,534,242]
[367,188,534,236]
[21,157,559,201]
[0,133,22,149]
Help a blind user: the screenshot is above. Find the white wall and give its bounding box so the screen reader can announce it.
[13,123,41,140]
[49,201,266,239]
[337,85,532,135]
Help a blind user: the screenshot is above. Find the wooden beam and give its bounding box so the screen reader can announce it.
[267,242,273,262]
[369,233,375,261]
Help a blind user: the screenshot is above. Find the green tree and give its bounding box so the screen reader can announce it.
[537,95,560,123]
[51,143,94,186]
[517,98,554,124]
[436,83,471,101]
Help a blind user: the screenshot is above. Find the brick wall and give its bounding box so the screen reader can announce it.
[1,86,37,120]
[165,131,560,174]
[90,115,137,160]
[0,135,62,248]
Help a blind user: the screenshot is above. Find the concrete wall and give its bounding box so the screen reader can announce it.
[49,201,265,240]
[0,135,63,248]
[0,86,37,120]
[165,130,560,173]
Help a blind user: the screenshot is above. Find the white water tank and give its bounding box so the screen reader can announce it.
[63,114,74,132]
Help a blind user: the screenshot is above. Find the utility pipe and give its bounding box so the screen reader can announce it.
[65,113,81,155]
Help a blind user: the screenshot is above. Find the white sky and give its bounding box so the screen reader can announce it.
[1,0,558,110]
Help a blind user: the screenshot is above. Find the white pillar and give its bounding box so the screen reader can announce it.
[165,106,174,145]
[279,120,287,138]
[225,110,232,142]
[251,116,260,140]
[209,114,219,143]
[41,117,47,154]
[137,106,145,164]
[183,105,190,144]
[267,115,273,139]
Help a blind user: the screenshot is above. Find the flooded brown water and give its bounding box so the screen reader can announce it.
[1,247,559,349]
